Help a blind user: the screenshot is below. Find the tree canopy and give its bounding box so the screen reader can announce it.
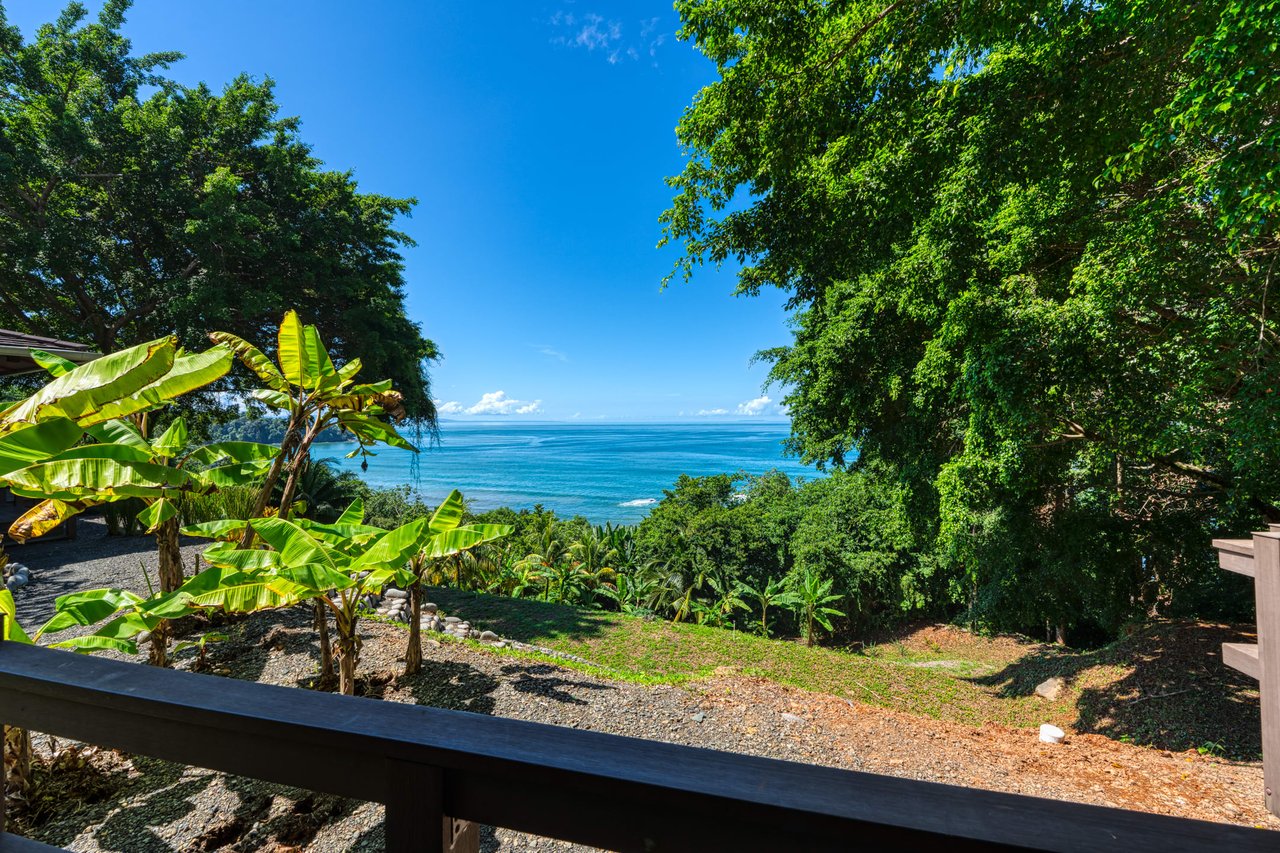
[663,0,1279,636]
[0,1,438,418]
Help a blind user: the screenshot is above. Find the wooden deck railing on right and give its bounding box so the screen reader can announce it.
[1214,527,1280,818]
[1,618,1277,852]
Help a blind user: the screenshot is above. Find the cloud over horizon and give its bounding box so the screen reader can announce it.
[435,391,542,416]
[736,394,772,416]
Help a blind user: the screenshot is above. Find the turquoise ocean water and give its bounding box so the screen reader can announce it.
[319,421,818,525]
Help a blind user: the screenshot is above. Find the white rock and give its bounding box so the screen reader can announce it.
[423,602,438,614]
[479,630,500,643]
[383,588,408,600]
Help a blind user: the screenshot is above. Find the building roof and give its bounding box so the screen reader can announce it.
[0,329,100,376]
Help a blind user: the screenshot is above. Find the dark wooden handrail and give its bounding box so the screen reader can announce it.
[0,636,1276,852]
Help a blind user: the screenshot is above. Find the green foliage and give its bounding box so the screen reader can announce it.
[662,0,1280,637]
[0,1,439,418]
[209,416,348,446]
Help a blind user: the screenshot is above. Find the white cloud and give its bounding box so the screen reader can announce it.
[697,408,729,416]
[548,9,668,65]
[573,13,621,51]
[534,345,568,362]
[465,390,542,416]
[736,395,772,416]
[434,399,463,415]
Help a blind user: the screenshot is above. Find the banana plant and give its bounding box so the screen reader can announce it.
[6,418,278,587]
[0,337,235,542]
[212,311,418,684]
[210,310,417,541]
[788,568,845,647]
[391,491,511,676]
[197,513,428,694]
[742,577,800,639]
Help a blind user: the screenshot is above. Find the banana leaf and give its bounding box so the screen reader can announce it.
[0,337,175,433]
[208,331,289,393]
[8,497,100,543]
[0,588,31,643]
[0,418,84,476]
[83,345,233,427]
[5,458,202,501]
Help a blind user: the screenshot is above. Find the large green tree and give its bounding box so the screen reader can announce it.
[0,1,438,418]
[663,0,1279,636]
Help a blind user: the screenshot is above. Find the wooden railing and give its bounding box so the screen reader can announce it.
[1213,527,1280,818]
[0,621,1276,852]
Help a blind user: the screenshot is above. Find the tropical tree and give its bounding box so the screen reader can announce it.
[183,513,428,695]
[662,0,1280,635]
[213,310,418,684]
[0,1,439,418]
[787,569,844,648]
[213,310,416,536]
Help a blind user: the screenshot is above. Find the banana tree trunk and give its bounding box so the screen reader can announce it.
[335,615,359,696]
[156,516,184,593]
[315,601,335,688]
[277,421,323,517]
[404,581,423,676]
[147,619,169,667]
[238,416,300,548]
[3,724,31,803]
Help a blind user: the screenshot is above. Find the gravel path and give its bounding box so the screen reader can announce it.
[8,516,208,635]
[7,527,1277,850]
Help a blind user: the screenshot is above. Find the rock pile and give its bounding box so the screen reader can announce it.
[369,591,506,647]
[3,559,30,594]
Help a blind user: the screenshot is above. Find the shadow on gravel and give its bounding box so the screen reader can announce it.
[424,586,611,646]
[214,777,365,852]
[402,659,500,714]
[500,663,616,706]
[28,755,201,852]
[970,621,1261,759]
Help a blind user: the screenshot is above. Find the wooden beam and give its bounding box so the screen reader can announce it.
[0,642,1275,852]
[1215,538,1256,577]
[1224,642,1261,680]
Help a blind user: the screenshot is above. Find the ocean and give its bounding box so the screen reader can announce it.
[319,421,819,525]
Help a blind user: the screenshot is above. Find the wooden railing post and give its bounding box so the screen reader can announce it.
[1254,530,1280,816]
[1213,528,1280,817]
[383,758,477,853]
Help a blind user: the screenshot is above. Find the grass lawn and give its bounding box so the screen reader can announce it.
[423,586,1263,759]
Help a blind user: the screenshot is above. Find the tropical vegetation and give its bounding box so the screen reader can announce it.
[660,0,1280,643]
[0,0,439,420]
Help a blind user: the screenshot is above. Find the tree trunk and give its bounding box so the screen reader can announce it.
[156,516,184,593]
[3,724,31,806]
[315,601,335,688]
[335,618,359,696]
[277,422,323,519]
[238,416,299,548]
[147,619,169,667]
[1054,624,1067,646]
[404,582,422,676]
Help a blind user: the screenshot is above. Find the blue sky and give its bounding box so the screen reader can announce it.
[7,1,794,421]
